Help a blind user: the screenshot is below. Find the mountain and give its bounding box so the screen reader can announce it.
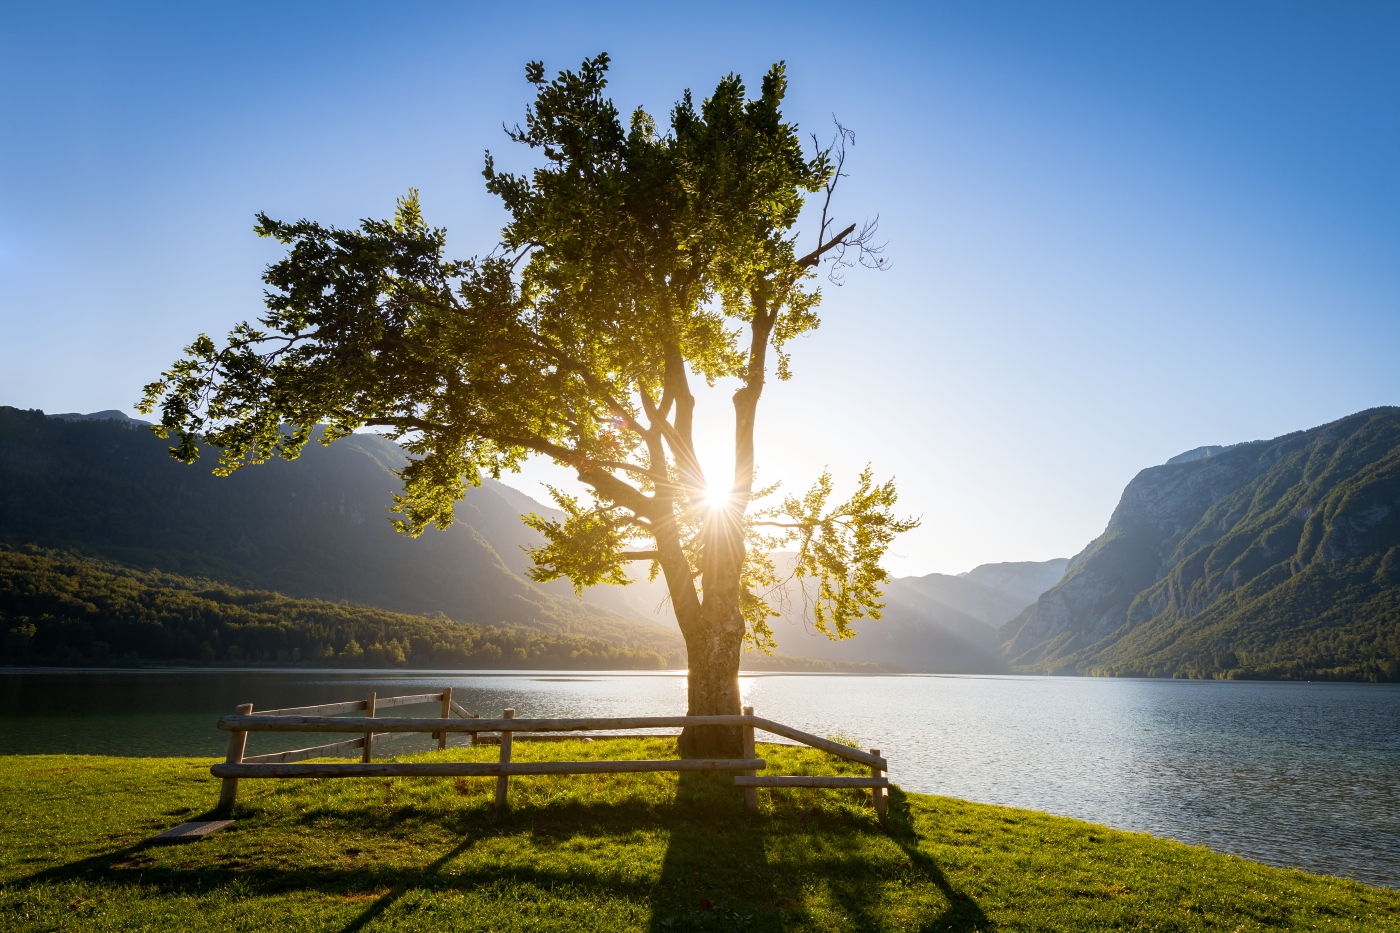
[0,406,656,641]
[0,545,676,668]
[1001,408,1400,681]
[896,560,1069,628]
[751,556,1066,674]
[0,407,891,671]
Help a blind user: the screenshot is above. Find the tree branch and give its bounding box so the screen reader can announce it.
[492,336,656,440]
[365,416,451,433]
[494,431,655,516]
[796,222,856,269]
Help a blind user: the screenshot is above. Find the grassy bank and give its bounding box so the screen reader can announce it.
[0,741,1394,932]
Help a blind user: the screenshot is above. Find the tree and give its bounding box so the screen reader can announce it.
[140,55,917,756]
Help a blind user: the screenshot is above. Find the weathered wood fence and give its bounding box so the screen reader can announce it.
[212,688,889,815]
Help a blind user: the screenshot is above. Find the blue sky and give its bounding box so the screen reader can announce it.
[2,2,1397,575]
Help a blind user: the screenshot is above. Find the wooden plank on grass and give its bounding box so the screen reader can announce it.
[210,758,767,779]
[152,820,233,842]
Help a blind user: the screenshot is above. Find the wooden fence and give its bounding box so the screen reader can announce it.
[211,688,889,815]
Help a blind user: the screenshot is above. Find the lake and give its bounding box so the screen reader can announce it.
[2,668,1396,888]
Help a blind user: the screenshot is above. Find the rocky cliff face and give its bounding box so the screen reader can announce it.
[1000,408,1400,680]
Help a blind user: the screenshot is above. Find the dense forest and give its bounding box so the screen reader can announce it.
[0,546,678,669]
[1081,556,1400,682]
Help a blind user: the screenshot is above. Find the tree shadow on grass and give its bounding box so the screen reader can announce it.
[334,834,476,933]
[10,779,991,932]
[883,786,993,932]
[646,771,777,930]
[647,775,992,932]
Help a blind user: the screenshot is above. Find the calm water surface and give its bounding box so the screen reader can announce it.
[1,669,1396,888]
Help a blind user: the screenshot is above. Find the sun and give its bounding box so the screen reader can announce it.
[701,486,731,510]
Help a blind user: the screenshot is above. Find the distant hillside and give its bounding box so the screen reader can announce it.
[1001,408,1400,682]
[755,556,1067,674]
[0,406,670,639]
[896,560,1069,628]
[0,407,890,672]
[0,546,677,668]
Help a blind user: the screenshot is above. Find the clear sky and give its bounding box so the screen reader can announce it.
[2,2,1397,576]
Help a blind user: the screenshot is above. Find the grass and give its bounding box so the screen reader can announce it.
[0,739,1395,932]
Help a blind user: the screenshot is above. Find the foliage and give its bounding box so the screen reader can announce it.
[0,546,673,669]
[753,466,918,646]
[137,54,914,680]
[2,747,1395,931]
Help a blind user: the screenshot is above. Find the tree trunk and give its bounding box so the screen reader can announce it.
[677,594,746,759]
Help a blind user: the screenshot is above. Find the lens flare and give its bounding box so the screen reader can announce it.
[702,486,730,510]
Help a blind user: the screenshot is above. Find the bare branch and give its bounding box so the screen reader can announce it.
[796,222,857,269]
[798,117,891,283]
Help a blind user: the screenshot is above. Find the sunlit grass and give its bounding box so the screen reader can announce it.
[0,740,1395,931]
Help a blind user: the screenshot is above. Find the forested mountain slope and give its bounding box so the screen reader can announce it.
[0,546,680,668]
[0,408,890,671]
[0,406,656,638]
[1000,408,1400,681]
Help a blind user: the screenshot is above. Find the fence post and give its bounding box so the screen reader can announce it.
[437,687,452,750]
[870,748,887,817]
[471,712,480,747]
[217,702,253,814]
[742,705,757,812]
[495,708,514,811]
[362,692,376,763]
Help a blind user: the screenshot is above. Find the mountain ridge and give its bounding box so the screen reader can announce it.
[0,407,915,671]
[1001,407,1400,681]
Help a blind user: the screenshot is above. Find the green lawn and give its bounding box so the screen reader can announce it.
[0,740,1394,931]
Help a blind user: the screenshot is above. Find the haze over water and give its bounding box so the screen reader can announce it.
[2,669,1395,888]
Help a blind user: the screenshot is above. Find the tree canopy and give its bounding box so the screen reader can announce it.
[141,55,916,752]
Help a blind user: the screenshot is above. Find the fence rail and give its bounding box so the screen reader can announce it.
[212,688,890,817]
